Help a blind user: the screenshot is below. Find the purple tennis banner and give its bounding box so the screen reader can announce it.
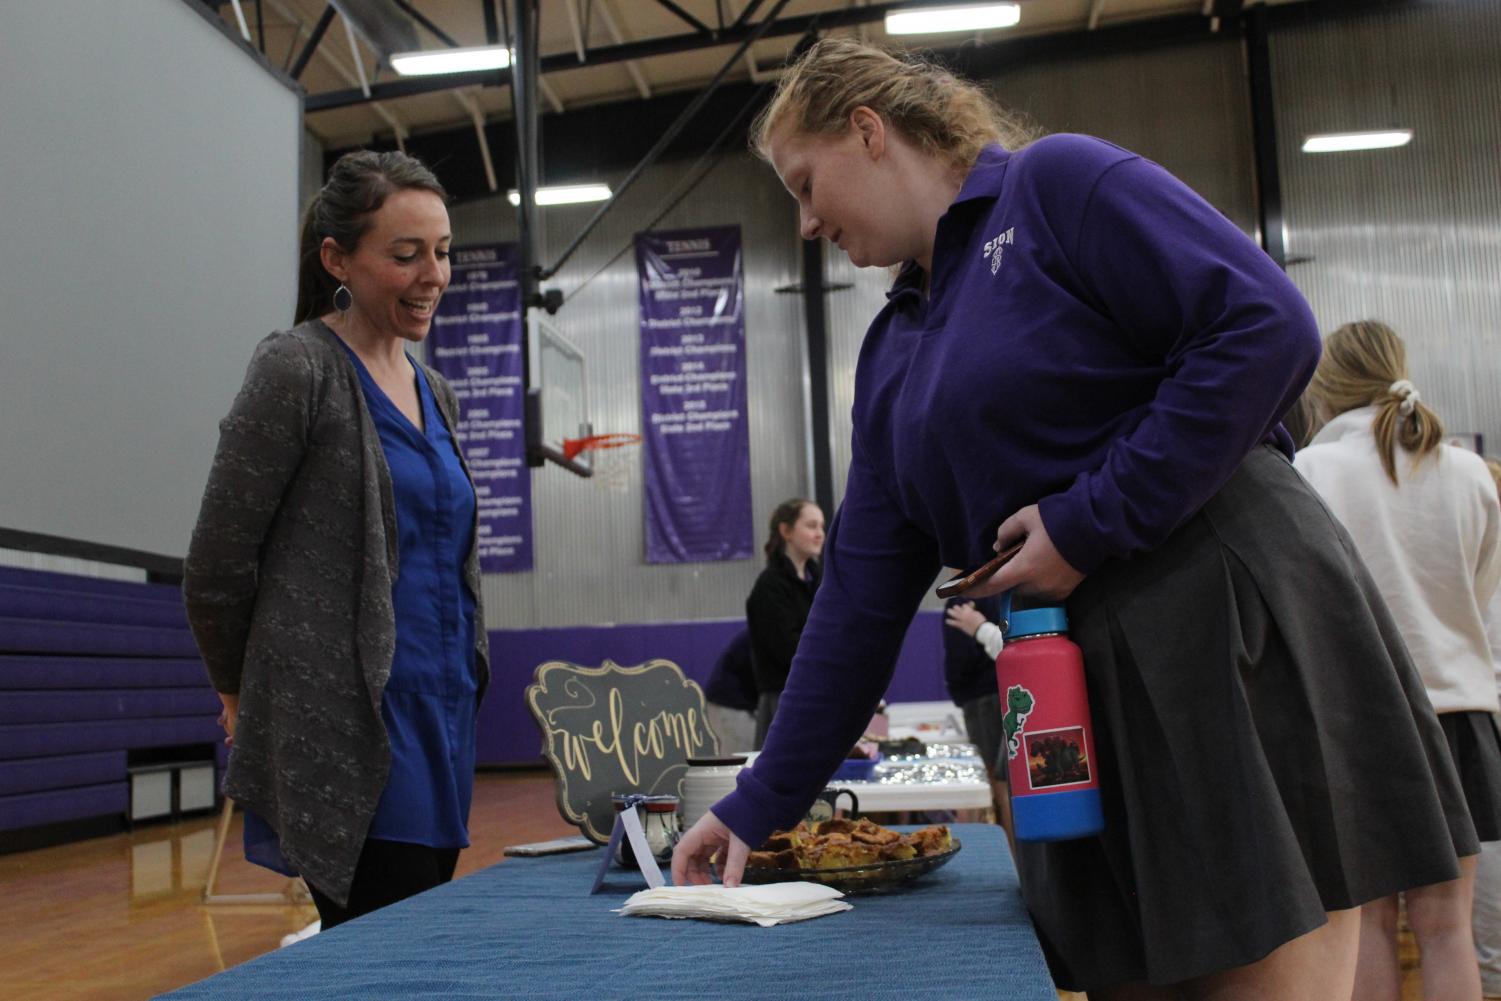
[428,243,533,573]
[637,225,753,564]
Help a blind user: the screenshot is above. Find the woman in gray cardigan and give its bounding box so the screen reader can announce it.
[184,151,489,926]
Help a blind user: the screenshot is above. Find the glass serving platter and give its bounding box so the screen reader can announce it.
[738,838,962,895]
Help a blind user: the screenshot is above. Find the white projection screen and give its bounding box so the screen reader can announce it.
[0,0,303,561]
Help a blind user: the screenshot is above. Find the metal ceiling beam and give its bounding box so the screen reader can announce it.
[564,0,587,61]
[511,0,542,308]
[306,0,917,112]
[264,0,410,146]
[538,77,566,114]
[228,0,252,41]
[452,89,499,191]
[596,1,653,101]
[725,0,778,82]
[304,0,1323,116]
[482,0,500,45]
[652,0,711,35]
[327,0,419,61]
[343,15,373,97]
[282,18,306,71]
[540,0,794,279]
[289,5,336,79]
[1244,3,1284,267]
[729,0,766,31]
[390,0,461,47]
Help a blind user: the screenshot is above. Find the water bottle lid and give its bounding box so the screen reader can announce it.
[1005,606,1068,639]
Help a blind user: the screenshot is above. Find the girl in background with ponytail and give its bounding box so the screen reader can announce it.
[1297,319,1501,1001]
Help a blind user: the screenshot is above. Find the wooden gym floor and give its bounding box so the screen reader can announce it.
[0,770,1434,1001]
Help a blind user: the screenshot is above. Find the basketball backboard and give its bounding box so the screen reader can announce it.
[525,313,593,476]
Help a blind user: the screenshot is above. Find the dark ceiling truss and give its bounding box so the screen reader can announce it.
[390,0,462,46]
[730,0,766,31]
[306,0,1004,112]
[653,0,712,36]
[540,0,795,281]
[483,0,500,45]
[289,5,336,80]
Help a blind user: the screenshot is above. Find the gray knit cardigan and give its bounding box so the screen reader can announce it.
[183,320,490,906]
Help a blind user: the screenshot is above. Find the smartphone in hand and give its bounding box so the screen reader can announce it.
[935,541,1024,599]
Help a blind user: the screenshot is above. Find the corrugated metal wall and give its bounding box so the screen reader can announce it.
[1270,0,1501,447]
[448,154,805,627]
[982,36,1258,236]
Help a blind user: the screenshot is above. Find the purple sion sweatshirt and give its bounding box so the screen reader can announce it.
[712,135,1321,849]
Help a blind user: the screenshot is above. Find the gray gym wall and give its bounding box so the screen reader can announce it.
[1271,0,1501,449]
[0,0,302,563]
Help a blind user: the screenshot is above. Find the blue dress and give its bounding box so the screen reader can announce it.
[348,348,479,849]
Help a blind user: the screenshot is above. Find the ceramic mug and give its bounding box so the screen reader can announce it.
[679,756,748,830]
[804,787,859,825]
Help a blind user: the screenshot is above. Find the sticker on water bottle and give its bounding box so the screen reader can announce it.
[1002,684,1035,760]
[1022,726,1093,790]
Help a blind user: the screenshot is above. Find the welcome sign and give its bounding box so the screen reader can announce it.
[526,659,720,843]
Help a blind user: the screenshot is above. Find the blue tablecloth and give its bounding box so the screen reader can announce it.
[160,824,1055,1000]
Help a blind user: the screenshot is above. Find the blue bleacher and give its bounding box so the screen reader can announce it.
[0,566,219,842]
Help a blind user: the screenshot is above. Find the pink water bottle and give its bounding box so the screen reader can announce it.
[995,600,1104,841]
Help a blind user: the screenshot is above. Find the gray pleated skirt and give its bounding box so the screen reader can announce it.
[1016,446,1479,992]
[1440,710,1501,842]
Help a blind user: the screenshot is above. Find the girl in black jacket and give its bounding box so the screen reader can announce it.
[746,498,824,748]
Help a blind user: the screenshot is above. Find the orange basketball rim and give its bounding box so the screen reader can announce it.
[561,433,642,462]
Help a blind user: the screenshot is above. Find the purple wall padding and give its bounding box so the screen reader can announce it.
[476,609,949,765]
[0,751,125,796]
[0,782,129,832]
[0,717,223,761]
[0,617,200,657]
[0,656,208,690]
[0,584,189,628]
[0,566,181,602]
[0,689,221,725]
[0,567,220,837]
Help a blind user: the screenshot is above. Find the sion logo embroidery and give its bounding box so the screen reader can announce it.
[982,226,1015,275]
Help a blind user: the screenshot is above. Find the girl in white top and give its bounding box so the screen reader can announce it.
[1296,319,1501,1001]
[1476,458,1501,1000]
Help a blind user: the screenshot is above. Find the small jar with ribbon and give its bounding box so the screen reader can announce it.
[611,794,681,866]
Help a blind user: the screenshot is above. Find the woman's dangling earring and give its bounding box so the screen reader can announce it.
[333,284,353,312]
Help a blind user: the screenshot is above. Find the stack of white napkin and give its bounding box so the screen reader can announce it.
[614,882,851,927]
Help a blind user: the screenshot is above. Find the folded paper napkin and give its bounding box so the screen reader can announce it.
[614,882,851,927]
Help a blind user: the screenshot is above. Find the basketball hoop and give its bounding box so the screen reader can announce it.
[561,433,642,462]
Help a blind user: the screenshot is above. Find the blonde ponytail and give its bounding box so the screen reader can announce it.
[1307,320,1444,485]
